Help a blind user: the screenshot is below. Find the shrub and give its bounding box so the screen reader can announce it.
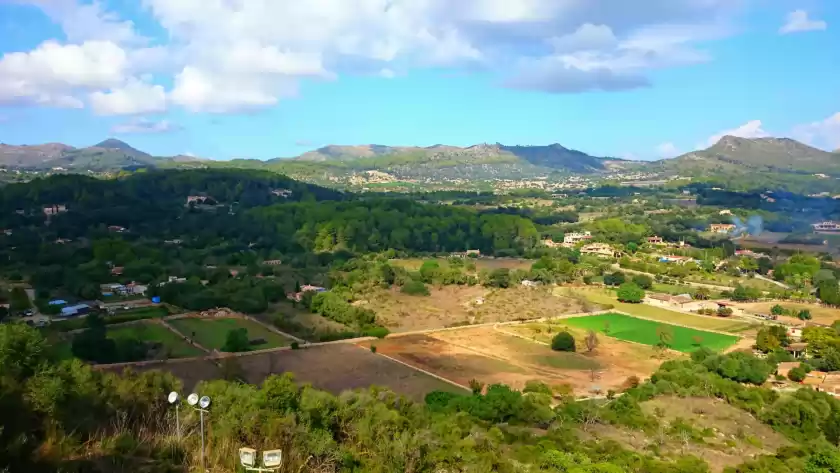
[290,341,300,350]
[632,274,653,290]
[362,326,390,339]
[401,280,430,296]
[771,304,785,315]
[616,282,645,303]
[551,332,576,352]
[604,272,626,287]
[788,366,806,382]
[370,345,377,353]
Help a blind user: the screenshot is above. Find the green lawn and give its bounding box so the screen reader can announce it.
[570,288,754,333]
[168,317,293,351]
[562,313,739,353]
[107,322,204,358]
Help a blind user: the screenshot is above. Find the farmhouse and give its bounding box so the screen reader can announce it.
[186,195,211,205]
[647,236,664,245]
[735,249,764,258]
[262,259,283,265]
[813,221,840,233]
[164,239,183,245]
[452,249,481,258]
[43,204,67,216]
[709,223,736,234]
[111,266,124,276]
[580,243,618,258]
[644,293,707,311]
[658,255,695,264]
[287,284,327,302]
[542,239,563,248]
[719,209,733,215]
[108,225,127,233]
[787,326,804,341]
[271,189,293,198]
[564,231,592,244]
[785,342,808,359]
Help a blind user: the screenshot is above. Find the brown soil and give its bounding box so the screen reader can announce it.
[733,301,840,326]
[371,325,669,396]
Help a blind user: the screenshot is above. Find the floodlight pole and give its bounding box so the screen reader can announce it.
[200,409,205,471]
[175,404,181,439]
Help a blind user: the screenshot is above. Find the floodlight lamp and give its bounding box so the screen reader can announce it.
[262,449,282,468]
[238,447,256,467]
[187,393,199,406]
[167,391,179,404]
[199,396,211,409]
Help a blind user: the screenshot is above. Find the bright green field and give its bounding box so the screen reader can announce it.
[562,313,739,353]
[107,322,204,358]
[168,317,293,351]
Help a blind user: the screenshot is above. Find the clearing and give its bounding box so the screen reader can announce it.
[733,301,840,325]
[568,288,755,333]
[583,397,789,472]
[168,317,294,351]
[364,285,586,332]
[257,301,353,342]
[390,257,532,272]
[369,326,668,396]
[562,313,739,352]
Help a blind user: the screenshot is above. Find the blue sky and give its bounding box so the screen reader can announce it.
[0,0,837,161]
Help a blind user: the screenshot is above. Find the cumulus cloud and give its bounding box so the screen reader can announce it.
[0,40,127,107]
[706,120,770,146]
[89,79,166,115]
[111,117,180,134]
[656,142,680,158]
[3,0,743,113]
[780,10,827,34]
[792,112,840,151]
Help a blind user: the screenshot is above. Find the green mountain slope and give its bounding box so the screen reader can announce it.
[662,135,840,175]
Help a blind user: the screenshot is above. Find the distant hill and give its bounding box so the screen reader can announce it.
[268,142,628,184]
[0,139,200,172]
[661,136,840,175]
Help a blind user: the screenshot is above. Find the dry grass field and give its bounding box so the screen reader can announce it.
[362,285,585,332]
[369,325,670,396]
[733,301,840,326]
[389,257,532,272]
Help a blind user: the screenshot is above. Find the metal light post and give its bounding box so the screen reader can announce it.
[167,391,181,439]
[239,447,283,472]
[187,393,211,472]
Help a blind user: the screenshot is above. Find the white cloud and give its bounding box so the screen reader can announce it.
[111,117,180,134]
[780,10,827,34]
[89,79,166,115]
[706,120,770,146]
[792,112,840,151]
[0,40,127,107]
[10,0,141,43]
[6,0,743,113]
[656,142,680,158]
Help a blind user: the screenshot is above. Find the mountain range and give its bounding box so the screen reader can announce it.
[2,136,838,187]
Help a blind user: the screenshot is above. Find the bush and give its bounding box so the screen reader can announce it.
[798,309,812,321]
[632,274,653,290]
[290,341,300,350]
[362,325,390,339]
[771,304,785,315]
[717,307,734,317]
[604,272,626,287]
[551,332,576,352]
[616,282,645,303]
[370,345,377,353]
[401,280,430,296]
[788,366,806,382]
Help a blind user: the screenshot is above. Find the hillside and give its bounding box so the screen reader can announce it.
[0,139,197,172]
[662,135,840,175]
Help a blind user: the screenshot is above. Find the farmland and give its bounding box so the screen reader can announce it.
[167,317,294,351]
[107,321,204,359]
[368,325,668,396]
[362,285,586,332]
[389,257,532,272]
[103,343,465,401]
[569,288,756,333]
[562,313,740,352]
[733,301,840,325]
